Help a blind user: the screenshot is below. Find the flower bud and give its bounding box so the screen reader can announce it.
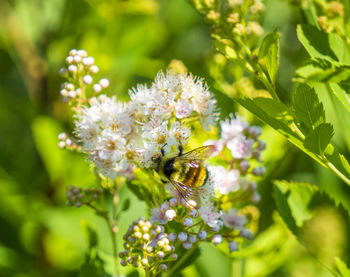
[188,234,197,243]
[89,65,99,74]
[99,78,110,88]
[183,242,192,249]
[168,233,177,241]
[77,49,87,57]
[68,65,77,73]
[170,254,178,260]
[157,251,165,259]
[66,56,74,64]
[120,259,127,266]
[189,210,197,218]
[73,55,81,63]
[229,241,238,253]
[141,258,148,266]
[160,264,167,271]
[198,230,207,240]
[184,218,193,227]
[169,198,177,207]
[69,49,78,56]
[83,75,93,85]
[240,229,253,240]
[93,84,102,93]
[178,232,187,242]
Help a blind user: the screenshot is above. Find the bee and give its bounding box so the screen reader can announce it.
[153,144,215,204]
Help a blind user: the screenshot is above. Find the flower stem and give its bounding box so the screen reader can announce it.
[165,245,197,277]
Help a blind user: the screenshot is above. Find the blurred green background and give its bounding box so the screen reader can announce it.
[0,0,349,276]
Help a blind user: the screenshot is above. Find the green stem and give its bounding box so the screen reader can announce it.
[165,246,197,277]
[323,156,350,186]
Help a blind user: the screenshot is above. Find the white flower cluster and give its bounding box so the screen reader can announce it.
[205,114,265,199]
[59,49,110,102]
[74,70,218,179]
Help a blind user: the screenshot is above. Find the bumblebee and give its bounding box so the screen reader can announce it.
[153,145,215,203]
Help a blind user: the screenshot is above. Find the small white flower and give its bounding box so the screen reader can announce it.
[208,166,240,195]
[198,204,221,227]
[212,234,223,245]
[222,209,247,230]
[150,208,167,224]
[165,209,176,221]
[227,135,254,159]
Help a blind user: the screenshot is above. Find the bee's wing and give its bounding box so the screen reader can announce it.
[178,145,215,161]
[169,179,201,206]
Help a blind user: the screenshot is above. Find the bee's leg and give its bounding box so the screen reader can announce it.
[161,143,168,156]
[161,179,167,184]
[178,144,183,156]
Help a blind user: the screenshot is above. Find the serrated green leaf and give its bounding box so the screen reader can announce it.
[273,184,299,236]
[334,257,350,277]
[235,98,297,140]
[259,31,280,83]
[297,25,350,64]
[304,123,334,155]
[329,83,350,114]
[293,83,325,130]
[253,97,289,118]
[275,181,316,226]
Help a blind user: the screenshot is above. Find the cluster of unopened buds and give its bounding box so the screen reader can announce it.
[59,49,109,102]
[58,132,80,150]
[120,218,177,273]
[66,185,103,207]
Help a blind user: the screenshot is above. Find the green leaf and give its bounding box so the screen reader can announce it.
[334,257,350,277]
[293,83,325,130]
[304,123,334,155]
[235,97,297,140]
[329,83,350,114]
[297,25,350,64]
[258,31,280,83]
[121,198,130,212]
[213,39,237,59]
[273,184,299,236]
[81,220,98,250]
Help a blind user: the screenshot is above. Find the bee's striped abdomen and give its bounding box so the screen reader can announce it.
[183,165,207,188]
